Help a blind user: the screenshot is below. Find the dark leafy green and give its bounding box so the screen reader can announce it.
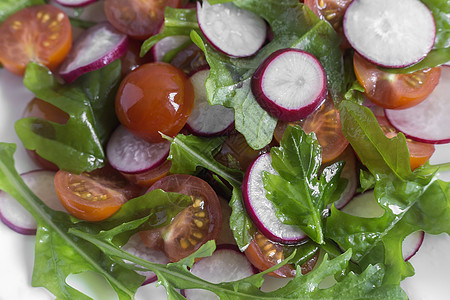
[0,142,191,299]
[263,125,344,244]
[0,0,44,23]
[15,61,121,173]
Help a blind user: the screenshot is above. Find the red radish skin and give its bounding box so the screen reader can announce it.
[252,48,327,122]
[185,69,235,136]
[106,125,171,174]
[54,0,98,7]
[0,170,66,235]
[385,66,450,144]
[197,1,267,57]
[242,153,307,244]
[343,0,435,68]
[403,231,425,261]
[183,245,256,299]
[59,22,128,83]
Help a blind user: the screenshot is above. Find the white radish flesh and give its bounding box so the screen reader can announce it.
[197,1,266,57]
[385,66,450,144]
[251,48,327,122]
[184,245,255,299]
[59,22,128,83]
[152,35,191,62]
[185,69,235,136]
[0,170,65,235]
[343,0,435,67]
[106,125,171,174]
[242,153,307,244]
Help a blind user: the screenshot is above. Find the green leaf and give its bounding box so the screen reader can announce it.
[0,0,44,24]
[0,143,191,299]
[263,126,344,244]
[16,61,120,173]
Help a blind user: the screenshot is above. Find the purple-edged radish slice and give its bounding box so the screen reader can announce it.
[59,22,128,83]
[54,0,98,7]
[121,234,170,285]
[183,245,256,299]
[242,153,307,244]
[343,0,435,68]
[152,35,191,62]
[0,170,65,235]
[185,69,235,136]
[385,66,450,144]
[341,191,424,261]
[106,125,171,174]
[251,48,327,122]
[197,1,266,57]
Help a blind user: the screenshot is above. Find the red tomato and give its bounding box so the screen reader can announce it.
[274,97,348,163]
[54,166,141,221]
[22,98,70,171]
[139,174,222,262]
[377,116,435,171]
[115,62,194,143]
[353,53,441,109]
[0,4,72,76]
[120,160,172,188]
[104,0,181,40]
[244,231,318,278]
[170,44,208,75]
[120,39,154,76]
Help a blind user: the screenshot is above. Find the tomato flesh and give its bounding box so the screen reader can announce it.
[354,53,441,109]
[139,174,222,262]
[115,62,194,143]
[104,0,181,40]
[0,4,72,76]
[54,166,140,221]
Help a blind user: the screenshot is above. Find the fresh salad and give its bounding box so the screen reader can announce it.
[0,0,450,299]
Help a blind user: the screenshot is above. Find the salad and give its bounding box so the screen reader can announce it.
[0,0,450,299]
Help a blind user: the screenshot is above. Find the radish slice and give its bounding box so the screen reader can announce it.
[242,153,307,244]
[343,0,435,68]
[197,1,266,57]
[54,0,98,7]
[385,66,450,144]
[341,190,424,261]
[183,245,256,299]
[106,125,171,174]
[185,69,235,136]
[59,22,128,83]
[121,234,170,285]
[251,48,327,122]
[0,170,65,235]
[152,35,191,62]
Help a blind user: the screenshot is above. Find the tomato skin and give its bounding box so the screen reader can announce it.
[120,160,172,188]
[54,166,140,221]
[0,4,72,76]
[115,62,194,143]
[104,0,181,40]
[354,53,441,109]
[139,174,222,262]
[120,39,154,76]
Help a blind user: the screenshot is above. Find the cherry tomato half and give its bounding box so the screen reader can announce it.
[54,166,141,221]
[244,231,319,278]
[139,174,222,262]
[115,62,194,143]
[274,97,348,163]
[377,116,435,171]
[104,0,181,40]
[120,160,172,188]
[353,53,441,109]
[0,4,72,76]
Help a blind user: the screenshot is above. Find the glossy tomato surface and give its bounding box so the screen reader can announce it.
[54,166,140,221]
[0,4,72,76]
[139,174,222,262]
[115,62,194,143]
[22,98,70,170]
[104,0,181,40]
[120,39,154,76]
[354,53,441,109]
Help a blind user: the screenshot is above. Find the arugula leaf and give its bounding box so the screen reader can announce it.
[15,61,120,173]
[0,142,191,299]
[0,0,44,23]
[262,125,343,244]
